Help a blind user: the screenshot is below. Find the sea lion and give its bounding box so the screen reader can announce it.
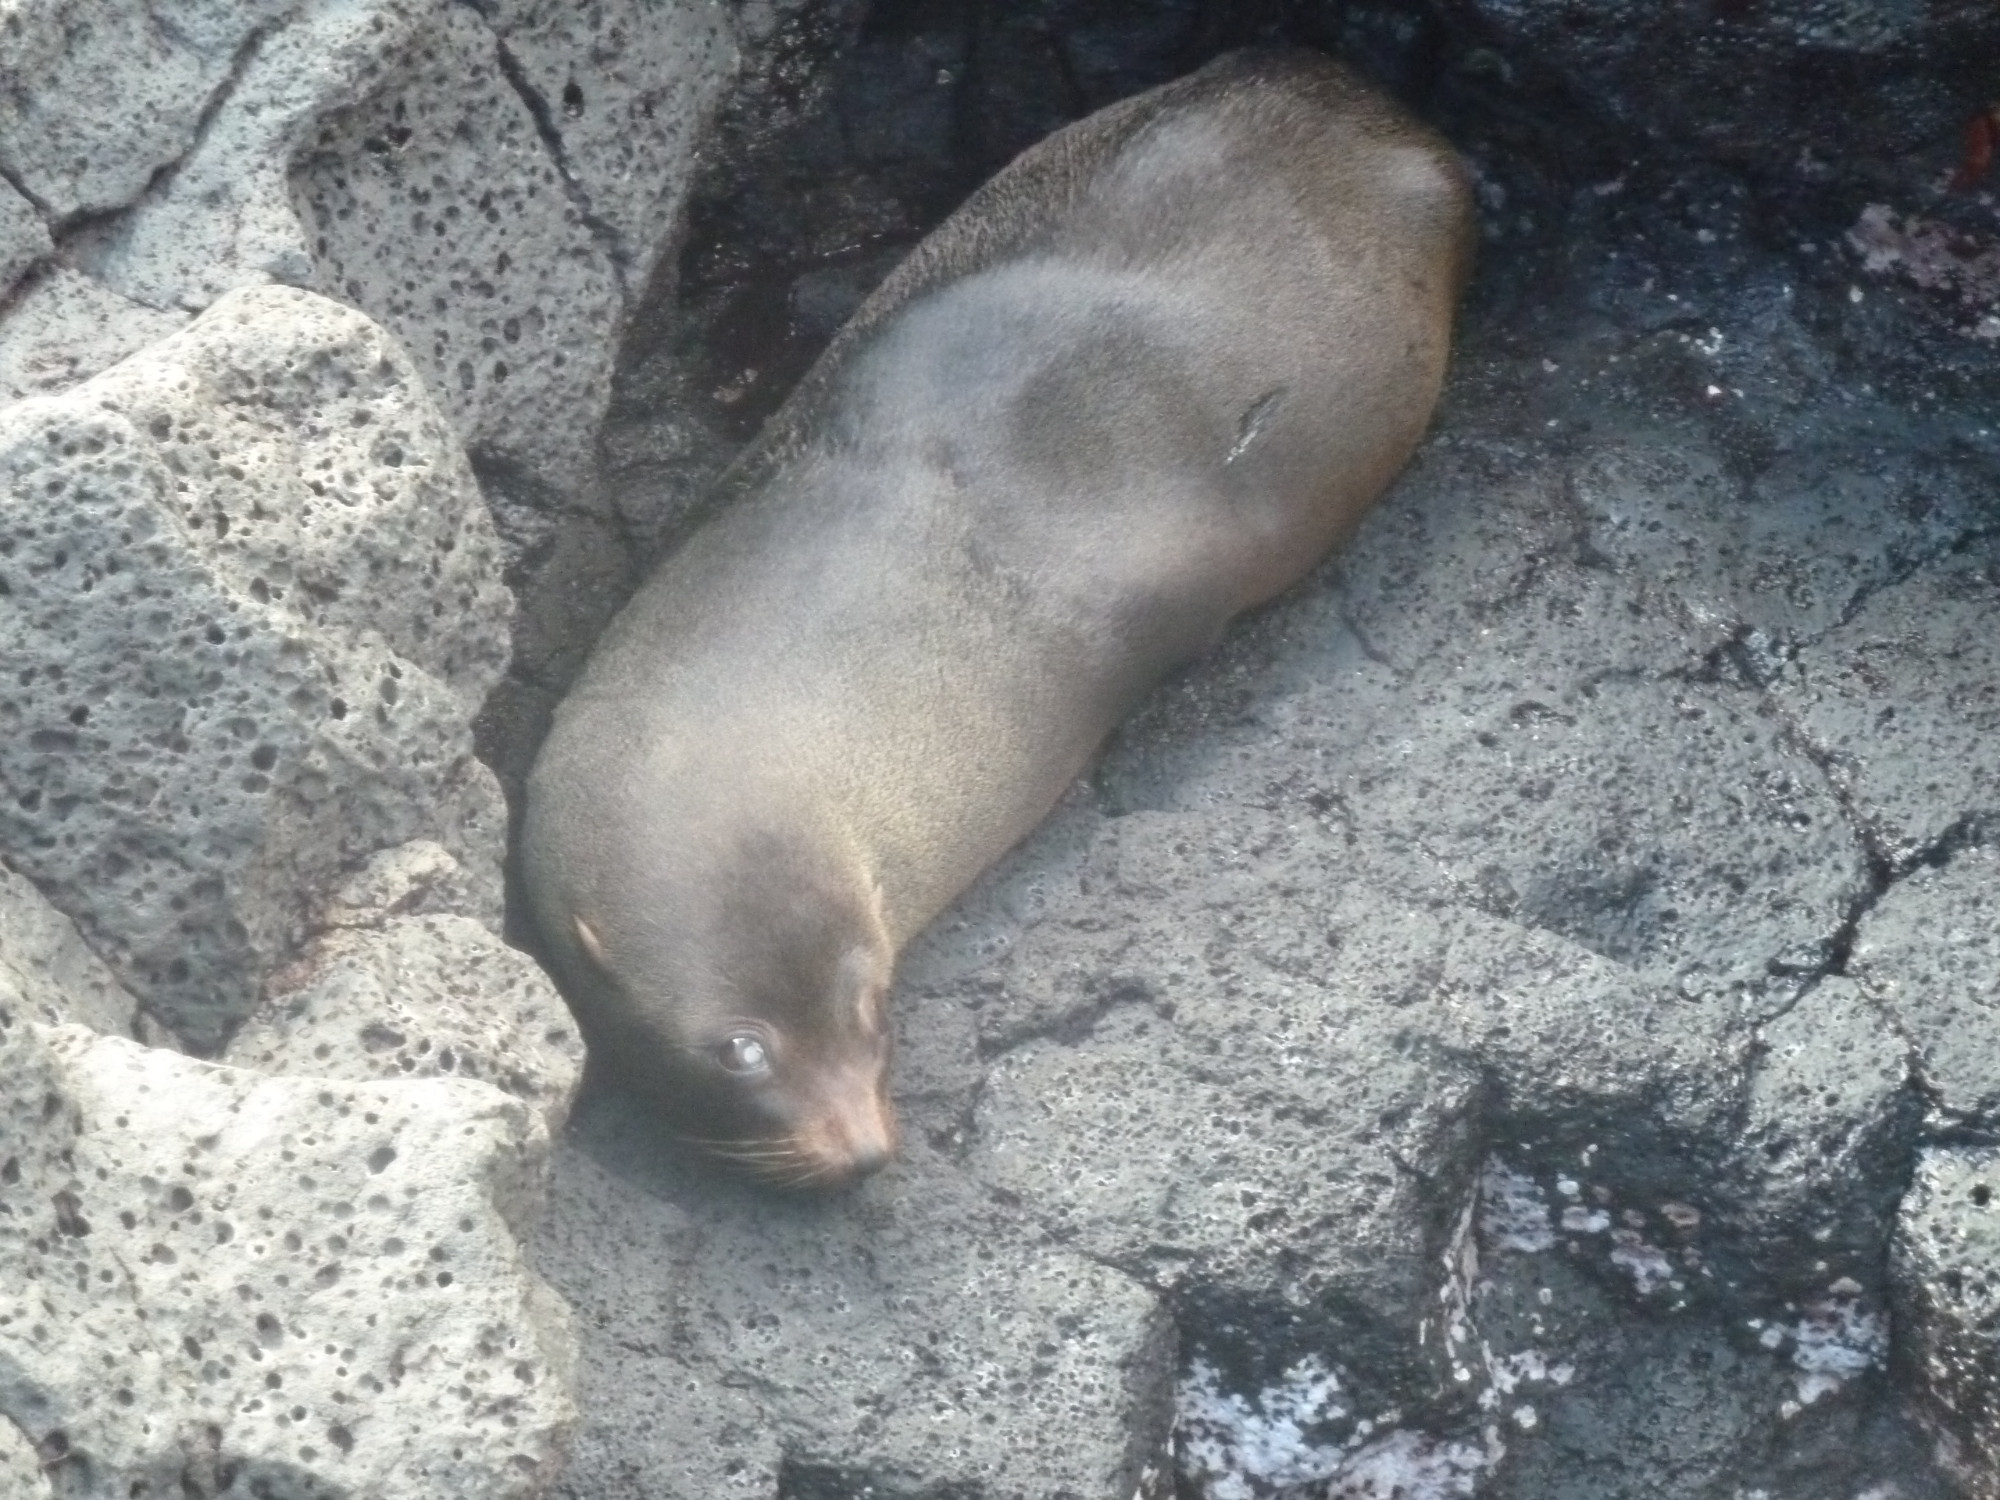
[521,47,1474,1188]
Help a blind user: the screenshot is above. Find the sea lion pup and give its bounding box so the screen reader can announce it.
[521,48,1473,1188]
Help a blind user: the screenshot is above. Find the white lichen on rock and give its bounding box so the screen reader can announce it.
[1176,1356,1353,1499]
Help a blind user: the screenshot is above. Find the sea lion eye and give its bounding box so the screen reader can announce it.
[717,1033,771,1076]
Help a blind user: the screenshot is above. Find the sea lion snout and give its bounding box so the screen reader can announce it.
[794,1064,900,1185]
[719,1044,898,1189]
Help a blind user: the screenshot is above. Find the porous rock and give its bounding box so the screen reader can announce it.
[0,283,511,1048]
[287,3,620,506]
[1100,417,1873,1012]
[0,1013,574,1499]
[69,0,433,314]
[0,1414,48,1500]
[953,798,1750,1422]
[1727,978,1917,1294]
[225,842,585,1130]
[0,858,139,1039]
[0,268,190,408]
[0,186,49,305]
[2,0,738,531]
[1778,547,2000,865]
[1851,842,2000,1124]
[1566,432,1982,649]
[475,0,738,300]
[1893,1146,2000,1498]
[0,0,293,224]
[290,0,739,507]
[534,1102,1174,1500]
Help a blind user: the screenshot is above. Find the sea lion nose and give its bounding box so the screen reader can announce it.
[829,1092,897,1183]
[846,1141,893,1179]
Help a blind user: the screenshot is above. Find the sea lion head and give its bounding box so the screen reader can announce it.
[546,813,900,1190]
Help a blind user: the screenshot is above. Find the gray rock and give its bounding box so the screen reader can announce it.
[0,858,140,1037]
[0,1015,574,1499]
[286,3,617,505]
[0,267,190,407]
[954,800,1760,1412]
[1570,429,1982,648]
[1103,419,1872,1010]
[0,284,511,1048]
[0,187,49,304]
[1852,844,2000,1123]
[534,1101,1173,1500]
[69,0,433,312]
[1893,1146,2000,1499]
[2,0,738,527]
[288,0,738,510]
[0,1415,49,1500]
[959,808,1484,1405]
[0,0,292,223]
[224,842,585,1129]
[1728,978,1918,1293]
[477,0,738,300]
[1779,547,2000,865]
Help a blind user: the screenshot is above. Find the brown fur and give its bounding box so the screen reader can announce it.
[521,48,1474,1187]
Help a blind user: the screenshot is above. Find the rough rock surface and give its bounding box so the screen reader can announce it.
[0,186,50,305]
[0,0,745,816]
[0,269,190,408]
[0,1,276,222]
[1445,0,2000,195]
[0,860,141,1040]
[0,1013,574,1499]
[225,842,585,1129]
[1781,561,2000,865]
[1895,1147,2000,1498]
[285,0,737,504]
[0,284,511,1048]
[0,1414,47,1500]
[0,0,738,496]
[536,1104,1173,1500]
[285,3,612,507]
[1854,845,2000,1126]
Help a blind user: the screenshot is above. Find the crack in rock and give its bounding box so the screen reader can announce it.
[462,5,635,299]
[0,161,51,224]
[63,18,278,275]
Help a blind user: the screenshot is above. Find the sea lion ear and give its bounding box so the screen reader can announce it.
[572,914,610,970]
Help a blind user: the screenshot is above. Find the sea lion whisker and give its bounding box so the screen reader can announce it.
[716,1155,799,1171]
[774,1161,842,1189]
[674,1133,784,1151]
[699,1137,826,1174]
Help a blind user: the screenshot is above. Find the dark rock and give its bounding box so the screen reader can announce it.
[1894,1146,2000,1498]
